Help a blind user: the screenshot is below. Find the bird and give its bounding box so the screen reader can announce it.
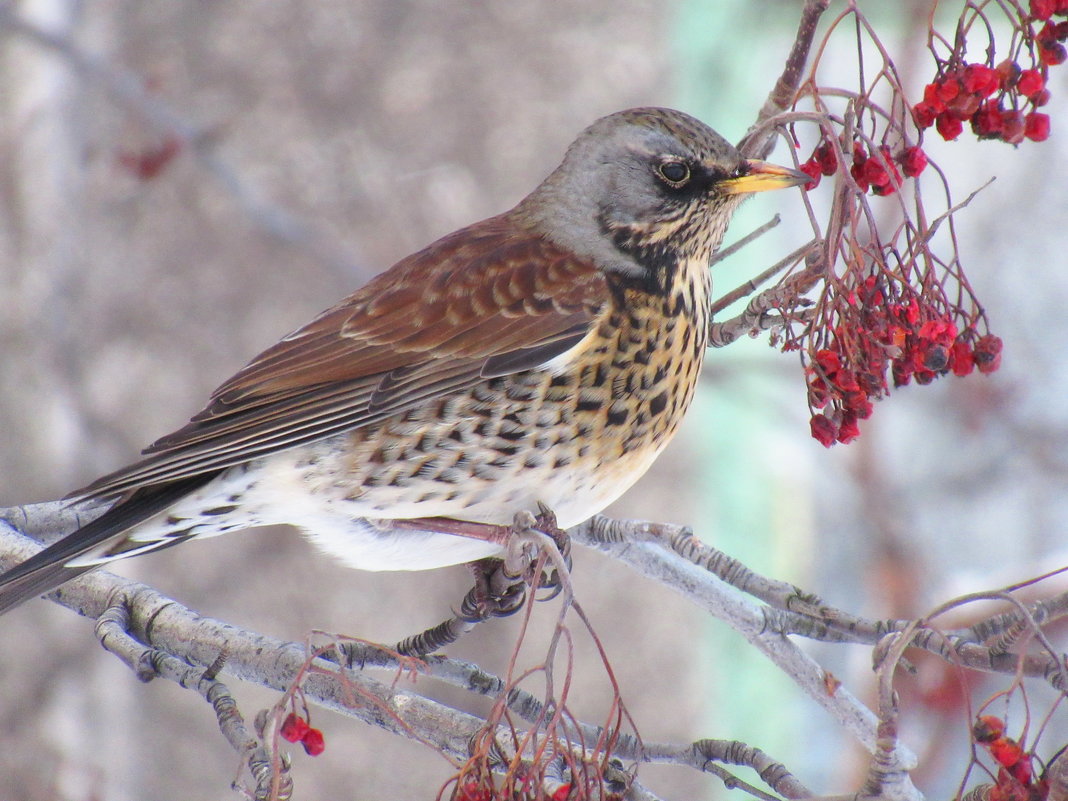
[0,107,805,615]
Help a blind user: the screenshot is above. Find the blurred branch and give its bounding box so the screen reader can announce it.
[738,0,831,159]
[0,4,365,278]
[1,502,915,800]
[6,494,1065,800]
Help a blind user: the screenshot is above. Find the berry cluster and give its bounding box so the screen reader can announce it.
[1034,0,1068,62]
[914,60,1052,143]
[804,276,1002,447]
[913,0,1068,150]
[280,711,326,756]
[972,715,1046,801]
[799,139,927,195]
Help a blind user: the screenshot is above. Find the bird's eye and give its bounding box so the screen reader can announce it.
[657,160,690,186]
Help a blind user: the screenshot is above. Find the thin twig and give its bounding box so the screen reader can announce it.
[709,215,782,267]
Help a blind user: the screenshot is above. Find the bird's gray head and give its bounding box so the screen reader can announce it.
[516,107,804,288]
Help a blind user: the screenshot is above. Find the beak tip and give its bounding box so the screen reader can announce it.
[721,159,810,194]
[745,159,811,187]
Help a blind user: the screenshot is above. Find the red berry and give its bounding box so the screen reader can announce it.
[918,319,957,345]
[1011,756,1034,784]
[891,359,913,387]
[988,738,1025,767]
[913,102,937,129]
[280,712,310,743]
[973,335,1003,373]
[936,113,964,140]
[1016,69,1046,98]
[1025,112,1051,141]
[853,395,874,420]
[814,140,838,175]
[1033,0,1056,20]
[946,91,982,120]
[973,715,1006,742]
[1040,40,1067,65]
[808,378,830,408]
[835,368,860,392]
[899,146,927,177]
[799,159,822,190]
[862,157,888,188]
[973,100,1005,138]
[1000,110,1026,144]
[995,59,1021,89]
[869,146,901,195]
[913,368,937,385]
[836,412,861,444]
[810,414,838,447]
[814,348,842,376]
[922,82,948,113]
[301,727,326,756]
[849,161,870,192]
[1031,88,1052,107]
[962,64,1000,96]
[949,341,975,376]
[935,78,960,103]
[456,782,492,801]
[923,344,950,372]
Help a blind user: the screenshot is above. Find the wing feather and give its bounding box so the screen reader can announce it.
[77,214,608,501]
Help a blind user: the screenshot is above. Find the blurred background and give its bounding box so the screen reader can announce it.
[1,1,1066,799]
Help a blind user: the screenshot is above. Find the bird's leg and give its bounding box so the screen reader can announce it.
[386,516,513,546]
[386,507,573,589]
[394,558,525,656]
[391,508,573,655]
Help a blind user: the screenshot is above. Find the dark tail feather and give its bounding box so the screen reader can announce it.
[0,476,212,615]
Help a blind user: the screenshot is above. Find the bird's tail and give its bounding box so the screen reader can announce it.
[0,477,210,615]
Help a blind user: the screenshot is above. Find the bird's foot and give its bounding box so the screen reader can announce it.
[502,504,572,601]
[393,558,526,656]
[459,557,528,621]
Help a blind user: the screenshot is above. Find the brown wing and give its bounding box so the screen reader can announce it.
[77,214,609,501]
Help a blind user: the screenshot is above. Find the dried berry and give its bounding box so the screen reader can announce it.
[810,414,838,447]
[899,146,928,177]
[936,113,964,140]
[1024,111,1051,140]
[1016,68,1046,97]
[814,140,838,175]
[973,335,1003,373]
[799,159,822,190]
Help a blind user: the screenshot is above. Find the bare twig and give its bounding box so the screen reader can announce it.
[709,215,783,268]
[709,244,823,347]
[738,0,832,158]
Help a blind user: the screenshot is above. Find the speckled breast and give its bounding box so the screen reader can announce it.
[330,257,713,528]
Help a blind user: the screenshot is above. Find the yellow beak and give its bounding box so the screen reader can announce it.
[719,159,810,195]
